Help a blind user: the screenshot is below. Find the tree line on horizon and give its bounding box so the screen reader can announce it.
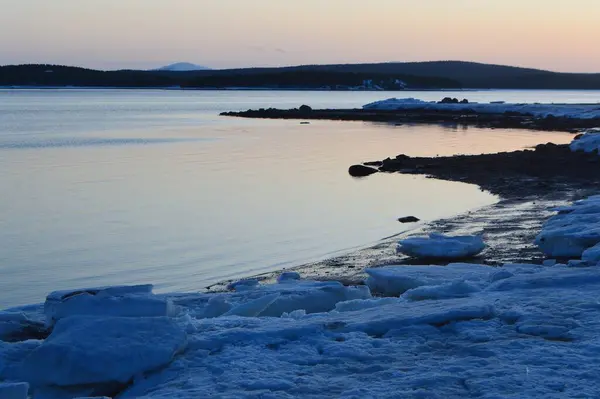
[2,62,600,90]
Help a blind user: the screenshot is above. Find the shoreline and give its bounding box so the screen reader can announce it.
[209,142,600,291]
[221,106,600,132]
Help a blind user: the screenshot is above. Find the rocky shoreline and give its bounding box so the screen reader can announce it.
[221,106,600,132]
[209,119,600,290]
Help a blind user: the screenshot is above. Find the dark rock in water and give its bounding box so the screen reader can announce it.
[460,99,469,104]
[364,161,383,167]
[574,133,584,140]
[299,105,312,112]
[398,216,420,223]
[300,121,310,125]
[349,165,378,177]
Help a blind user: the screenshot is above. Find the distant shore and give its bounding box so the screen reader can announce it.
[221,106,600,132]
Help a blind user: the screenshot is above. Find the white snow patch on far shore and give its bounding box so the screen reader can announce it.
[363,97,600,119]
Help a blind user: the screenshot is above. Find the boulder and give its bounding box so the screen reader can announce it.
[398,216,420,223]
[299,104,312,112]
[348,164,378,177]
[21,316,187,387]
[439,97,459,104]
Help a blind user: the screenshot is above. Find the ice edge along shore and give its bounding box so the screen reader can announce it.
[3,103,600,398]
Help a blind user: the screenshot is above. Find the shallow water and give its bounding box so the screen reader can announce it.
[0,89,581,307]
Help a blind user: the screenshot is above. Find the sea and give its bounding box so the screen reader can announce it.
[0,89,590,307]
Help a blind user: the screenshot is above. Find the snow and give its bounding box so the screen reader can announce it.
[569,131,600,153]
[8,197,600,397]
[536,195,600,257]
[582,242,600,262]
[0,382,29,399]
[363,97,600,119]
[21,316,186,387]
[113,261,600,398]
[44,284,175,326]
[277,271,301,283]
[397,233,485,259]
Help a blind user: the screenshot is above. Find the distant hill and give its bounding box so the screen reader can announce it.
[2,61,600,90]
[155,62,210,72]
[181,61,600,90]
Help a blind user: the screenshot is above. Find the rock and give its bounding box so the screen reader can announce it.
[439,97,459,104]
[21,316,187,387]
[300,121,310,125]
[349,165,378,177]
[299,104,312,112]
[398,216,420,223]
[0,382,29,399]
[460,99,469,104]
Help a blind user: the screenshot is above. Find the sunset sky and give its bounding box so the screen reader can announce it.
[1,0,599,72]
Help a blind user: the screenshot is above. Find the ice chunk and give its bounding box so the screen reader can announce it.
[570,132,600,153]
[21,316,186,387]
[44,284,157,325]
[402,280,480,301]
[335,297,399,312]
[0,382,29,399]
[46,284,153,302]
[490,267,600,291]
[223,294,280,317]
[226,279,260,291]
[259,282,371,317]
[535,205,600,257]
[582,242,600,263]
[277,271,301,283]
[45,293,176,326]
[0,311,46,342]
[366,263,494,296]
[397,233,485,259]
[200,295,233,318]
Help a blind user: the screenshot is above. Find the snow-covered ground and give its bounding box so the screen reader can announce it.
[363,98,600,119]
[5,260,600,398]
[4,134,600,398]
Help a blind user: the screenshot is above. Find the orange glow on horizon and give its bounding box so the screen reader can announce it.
[0,0,598,72]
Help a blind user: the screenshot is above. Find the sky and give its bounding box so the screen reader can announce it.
[1,0,599,72]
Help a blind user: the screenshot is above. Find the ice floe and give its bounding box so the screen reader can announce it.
[536,195,600,257]
[397,233,485,259]
[569,131,600,153]
[363,97,600,119]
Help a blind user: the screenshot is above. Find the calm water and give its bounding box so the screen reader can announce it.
[0,89,586,307]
